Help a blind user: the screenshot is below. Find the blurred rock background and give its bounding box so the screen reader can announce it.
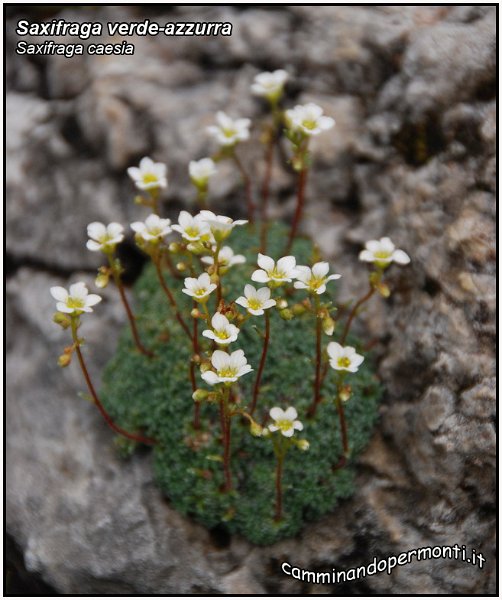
[6,5,496,595]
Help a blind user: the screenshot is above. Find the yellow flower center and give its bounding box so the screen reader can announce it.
[195,288,207,297]
[67,297,85,309]
[142,173,159,185]
[223,127,237,139]
[270,268,286,280]
[218,367,237,378]
[302,119,317,130]
[338,357,351,368]
[276,419,293,433]
[148,227,162,237]
[215,330,229,340]
[374,250,391,259]
[185,226,200,238]
[247,298,263,311]
[308,276,325,290]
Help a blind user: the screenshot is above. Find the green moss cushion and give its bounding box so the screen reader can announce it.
[101,224,381,545]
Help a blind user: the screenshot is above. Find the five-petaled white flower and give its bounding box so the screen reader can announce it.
[201,349,253,385]
[182,273,217,302]
[294,261,341,295]
[251,253,297,285]
[285,103,335,136]
[235,284,276,316]
[131,214,172,243]
[127,156,167,191]
[50,282,102,315]
[268,407,303,438]
[251,69,289,101]
[327,342,364,373]
[359,237,410,268]
[202,313,240,345]
[198,210,248,242]
[189,158,217,187]
[86,222,124,253]
[207,111,251,147]
[201,246,246,269]
[172,211,211,242]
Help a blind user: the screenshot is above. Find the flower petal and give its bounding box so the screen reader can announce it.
[251,269,269,283]
[201,371,219,385]
[392,249,410,265]
[270,407,285,421]
[257,253,274,271]
[50,286,68,302]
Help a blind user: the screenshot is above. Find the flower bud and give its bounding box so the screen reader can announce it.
[279,308,294,321]
[187,242,206,255]
[322,317,335,336]
[375,281,390,298]
[95,272,109,289]
[53,312,72,329]
[190,308,202,319]
[169,242,181,253]
[192,389,209,402]
[339,385,352,403]
[276,298,288,310]
[292,303,306,316]
[297,439,310,451]
[176,262,187,272]
[249,422,263,437]
[58,352,72,368]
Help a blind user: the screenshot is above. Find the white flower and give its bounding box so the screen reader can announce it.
[127,156,167,191]
[197,210,248,242]
[268,407,303,438]
[207,111,251,147]
[86,222,124,253]
[201,349,253,385]
[235,284,276,316]
[359,237,410,267]
[171,211,211,242]
[202,313,240,345]
[327,342,364,373]
[294,261,341,295]
[285,102,335,136]
[201,246,246,269]
[251,253,297,285]
[131,214,172,243]
[251,69,289,101]
[182,272,217,302]
[189,158,217,187]
[50,282,102,315]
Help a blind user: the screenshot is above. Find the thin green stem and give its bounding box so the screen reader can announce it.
[260,127,276,253]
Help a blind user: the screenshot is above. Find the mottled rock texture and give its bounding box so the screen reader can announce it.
[6,5,496,595]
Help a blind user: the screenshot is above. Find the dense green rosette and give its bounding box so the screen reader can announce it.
[101,224,381,545]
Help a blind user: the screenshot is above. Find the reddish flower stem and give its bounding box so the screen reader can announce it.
[114,275,154,358]
[307,311,323,418]
[274,453,284,522]
[260,132,275,253]
[233,151,255,224]
[192,307,200,430]
[250,312,270,415]
[335,396,349,457]
[71,320,156,445]
[285,165,308,254]
[339,286,376,345]
[153,258,193,342]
